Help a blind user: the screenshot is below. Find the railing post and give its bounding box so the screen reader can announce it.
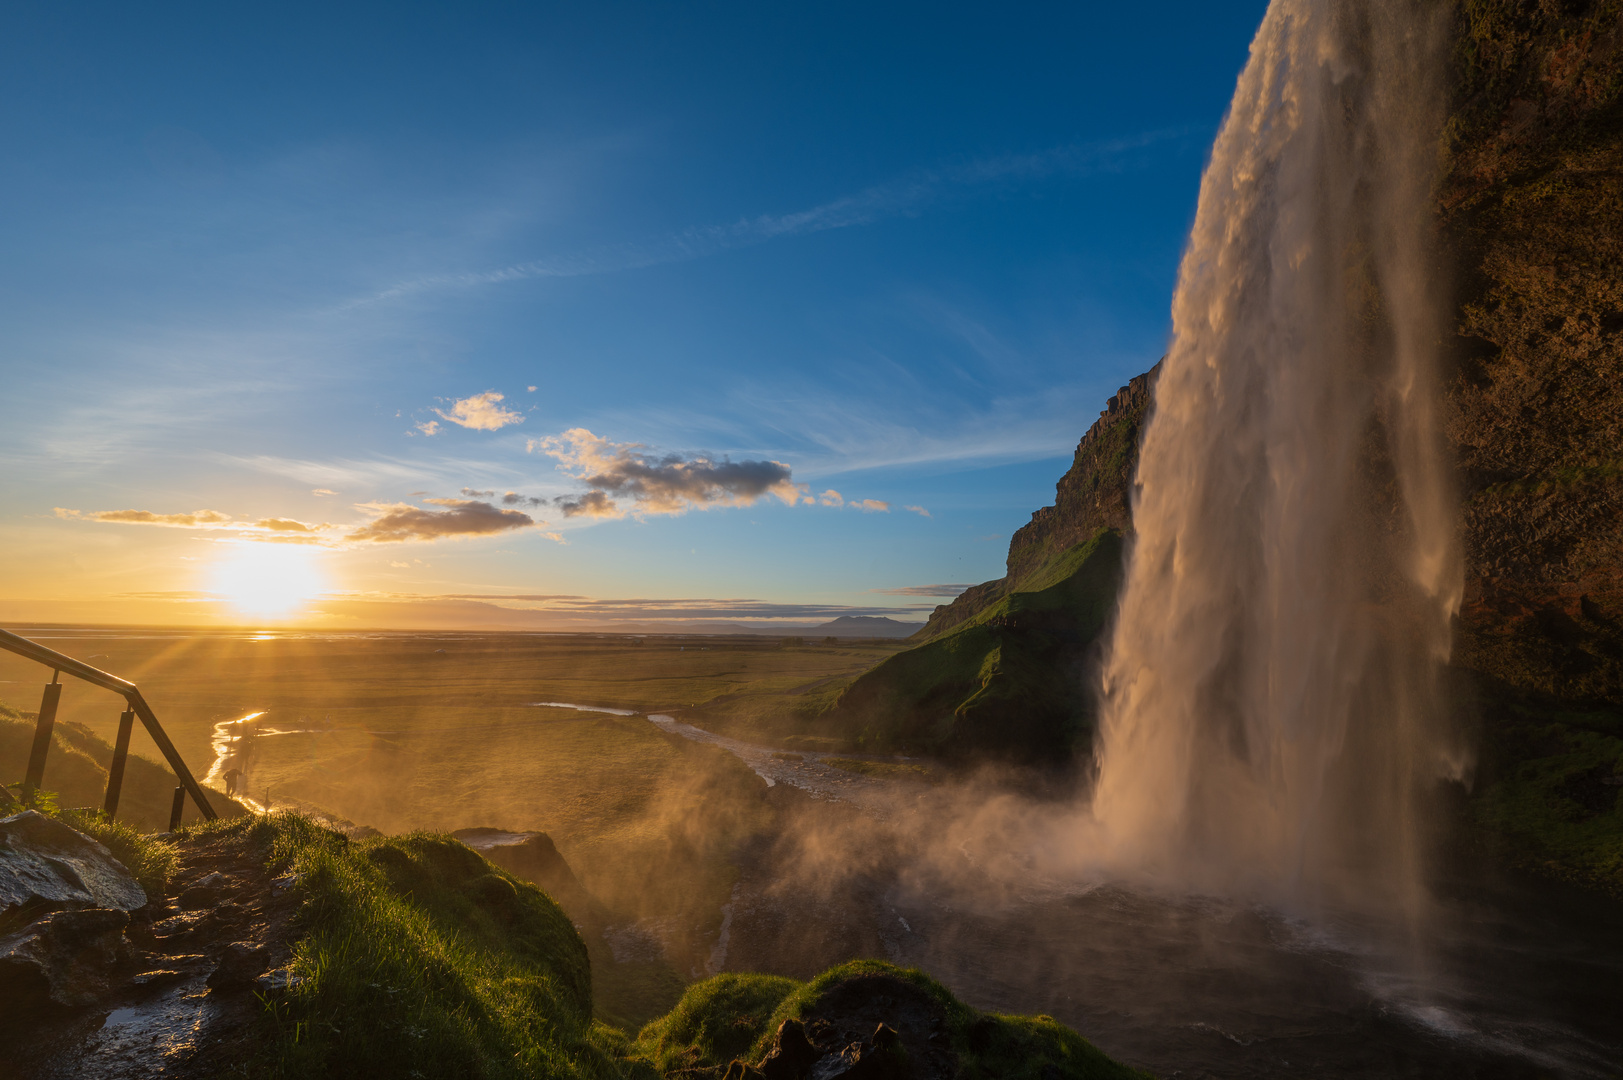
[168,786,186,832]
[22,675,63,801]
[102,707,136,819]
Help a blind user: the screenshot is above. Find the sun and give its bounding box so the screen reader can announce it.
[209,543,327,619]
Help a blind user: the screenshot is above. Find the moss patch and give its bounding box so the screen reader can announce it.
[1469,699,1623,892]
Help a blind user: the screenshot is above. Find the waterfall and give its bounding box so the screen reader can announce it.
[1092,0,1465,916]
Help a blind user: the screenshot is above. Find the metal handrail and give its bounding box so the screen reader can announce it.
[0,627,217,824]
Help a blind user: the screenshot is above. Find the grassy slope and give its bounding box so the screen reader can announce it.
[815,529,1124,760]
[207,815,1144,1080]
[212,813,631,1080]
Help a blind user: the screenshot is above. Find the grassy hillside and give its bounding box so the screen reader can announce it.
[190,814,1147,1079]
[816,529,1124,761]
[199,813,623,1079]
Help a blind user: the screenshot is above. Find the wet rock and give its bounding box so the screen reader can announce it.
[131,968,188,987]
[0,907,132,1006]
[207,941,270,990]
[0,810,147,914]
[809,1024,907,1080]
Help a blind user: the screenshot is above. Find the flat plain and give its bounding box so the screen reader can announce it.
[0,627,907,1016]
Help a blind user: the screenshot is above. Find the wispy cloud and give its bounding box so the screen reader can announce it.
[903,505,931,517]
[55,506,337,544]
[347,129,1195,307]
[532,427,803,518]
[256,517,330,532]
[849,499,889,513]
[873,584,973,597]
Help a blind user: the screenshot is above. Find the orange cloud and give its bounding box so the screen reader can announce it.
[434,391,524,431]
[56,507,232,527]
[255,518,330,532]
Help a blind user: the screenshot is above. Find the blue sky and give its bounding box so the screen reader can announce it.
[0,0,1266,629]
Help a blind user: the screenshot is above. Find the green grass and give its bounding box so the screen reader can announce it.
[639,961,1150,1080]
[815,529,1125,760]
[631,972,801,1073]
[54,806,179,898]
[187,817,1147,1080]
[209,812,637,1080]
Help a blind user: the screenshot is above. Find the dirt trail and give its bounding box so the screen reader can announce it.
[8,828,298,1079]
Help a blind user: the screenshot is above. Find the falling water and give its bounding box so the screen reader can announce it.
[1093,0,1465,917]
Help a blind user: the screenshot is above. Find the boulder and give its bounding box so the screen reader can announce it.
[0,907,132,1006]
[0,810,147,914]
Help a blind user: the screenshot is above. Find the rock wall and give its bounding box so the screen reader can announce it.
[1440,0,1623,705]
[916,364,1160,640]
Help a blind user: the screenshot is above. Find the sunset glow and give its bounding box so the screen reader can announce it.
[208,544,328,619]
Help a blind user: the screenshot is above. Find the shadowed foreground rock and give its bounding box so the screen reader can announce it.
[1,810,149,1009]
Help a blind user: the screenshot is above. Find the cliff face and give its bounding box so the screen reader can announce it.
[1439,0,1623,706]
[916,364,1160,642]
[843,4,1622,882]
[926,1,1623,710]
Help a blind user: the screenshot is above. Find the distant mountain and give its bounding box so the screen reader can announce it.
[806,616,922,638]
